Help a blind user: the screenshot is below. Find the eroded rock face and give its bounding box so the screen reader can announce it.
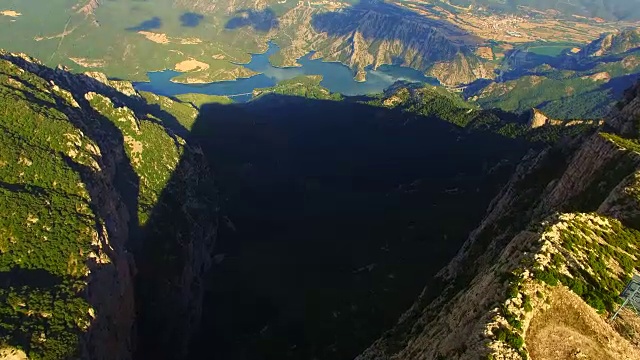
[274,1,491,87]
[541,133,638,211]
[527,109,602,129]
[528,109,555,128]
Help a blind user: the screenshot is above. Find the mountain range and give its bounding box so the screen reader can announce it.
[2,0,640,119]
[3,1,640,359]
[1,47,640,359]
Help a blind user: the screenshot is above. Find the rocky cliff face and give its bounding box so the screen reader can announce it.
[356,84,640,359]
[0,51,217,359]
[527,109,558,128]
[608,81,640,137]
[426,52,497,87]
[526,109,603,129]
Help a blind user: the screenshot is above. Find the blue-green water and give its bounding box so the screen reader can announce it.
[134,43,438,102]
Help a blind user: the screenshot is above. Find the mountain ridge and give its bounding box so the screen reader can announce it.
[356,82,640,359]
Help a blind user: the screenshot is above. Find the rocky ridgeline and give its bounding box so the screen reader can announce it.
[526,109,602,129]
[357,84,640,359]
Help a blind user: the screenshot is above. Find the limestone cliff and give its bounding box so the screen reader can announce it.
[426,52,497,87]
[527,109,560,128]
[0,51,217,359]
[356,84,640,359]
[526,109,603,129]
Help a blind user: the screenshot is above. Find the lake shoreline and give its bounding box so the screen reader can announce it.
[133,42,439,102]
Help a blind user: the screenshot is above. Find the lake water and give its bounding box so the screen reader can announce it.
[134,43,438,102]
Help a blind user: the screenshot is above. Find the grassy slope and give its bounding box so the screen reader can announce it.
[486,211,640,359]
[375,85,599,142]
[253,75,343,100]
[175,93,233,108]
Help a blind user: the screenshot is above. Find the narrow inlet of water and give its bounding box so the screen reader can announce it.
[134,42,439,102]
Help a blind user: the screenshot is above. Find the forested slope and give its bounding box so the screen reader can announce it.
[0,51,217,359]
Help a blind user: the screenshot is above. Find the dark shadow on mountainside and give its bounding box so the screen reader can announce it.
[126,17,162,32]
[180,94,533,360]
[181,12,204,27]
[226,8,279,32]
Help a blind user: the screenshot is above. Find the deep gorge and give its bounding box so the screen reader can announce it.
[181,96,533,359]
